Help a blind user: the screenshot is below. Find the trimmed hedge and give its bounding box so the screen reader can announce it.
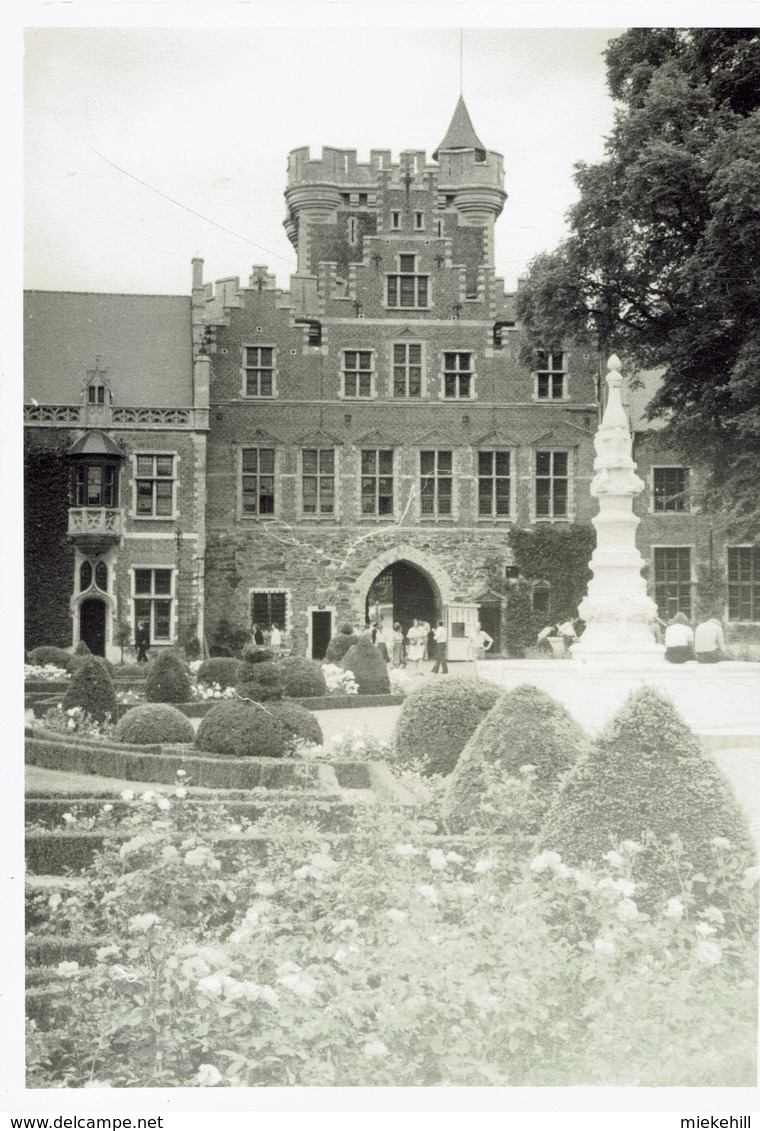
[390,676,502,777]
[539,686,757,910]
[61,657,117,724]
[28,647,73,668]
[196,657,242,688]
[269,699,323,748]
[115,703,195,746]
[145,652,192,703]
[340,635,390,695]
[196,699,286,758]
[236,647,285,703]
[442,684,589,833]
[276,656,328,698]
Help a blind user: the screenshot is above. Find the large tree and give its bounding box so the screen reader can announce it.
[517,29,760,536]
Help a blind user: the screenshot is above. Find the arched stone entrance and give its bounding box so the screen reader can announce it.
[356,544,453,636]
[79,597,107,656]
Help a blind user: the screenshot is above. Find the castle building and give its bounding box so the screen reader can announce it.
[23,97,758,659]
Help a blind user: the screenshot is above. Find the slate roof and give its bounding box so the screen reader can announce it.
[24,291,193,407]
[433,96,487,162]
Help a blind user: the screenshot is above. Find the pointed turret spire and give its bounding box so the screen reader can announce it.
[433,95,487,162]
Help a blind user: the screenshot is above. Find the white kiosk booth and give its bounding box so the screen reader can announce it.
[445,603,480,661]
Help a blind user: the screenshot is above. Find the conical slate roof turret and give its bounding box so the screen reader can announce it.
[433,95,487,162]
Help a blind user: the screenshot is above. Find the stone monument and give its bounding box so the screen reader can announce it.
[571,354,665,666]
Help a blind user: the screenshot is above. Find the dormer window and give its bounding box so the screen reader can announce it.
[88,384,105,405]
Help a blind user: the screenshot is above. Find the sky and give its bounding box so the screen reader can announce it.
[24,24,625,296]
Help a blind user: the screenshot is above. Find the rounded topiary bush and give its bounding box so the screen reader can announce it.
[539,686,757,908]
[195,699,286,758]
[196,657,242,689]
[324,627,358,664]
[61,656,117,724]
[28,646,73,668]
[340,635,390,695]
[236,646,285,703]
[145,651,193,703]
[276,656,328,698]
[269,700,324,748]
[442,684,589,833]
[391,676,502,777]
[115,703,195,746]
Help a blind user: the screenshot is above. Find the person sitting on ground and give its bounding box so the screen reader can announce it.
[557,616,578,652]
[694,615,727,664]
[536,621,560,655]
[663,611,694,664]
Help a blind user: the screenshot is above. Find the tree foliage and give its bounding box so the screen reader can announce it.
[516,29,760,535]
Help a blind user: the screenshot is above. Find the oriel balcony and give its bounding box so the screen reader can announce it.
[67,507,123,551]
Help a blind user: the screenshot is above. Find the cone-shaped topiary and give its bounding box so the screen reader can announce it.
[74,639,92,656]
[390,676,502,777]
[269,699,324,748]
[325,627,357,664]
[442,684,589,832]
[144,651,193,703]
[236,645,285,702]
[115,703,195,745]
[539,685,756,906]
[196,657,242,689]
[340,634,390,695]
[195,699,286,758]
[276,656,328,698]
[61,656,117,724]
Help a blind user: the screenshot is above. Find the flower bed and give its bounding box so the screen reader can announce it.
[25,787,759,1088]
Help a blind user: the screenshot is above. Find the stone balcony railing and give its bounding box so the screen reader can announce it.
[67,507,123,539]
[24,405,208,430]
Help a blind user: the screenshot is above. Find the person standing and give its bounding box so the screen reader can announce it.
[694,616,726,663]
[557,616,578,654]
[391,622,405,667]
[269,623,282,655]
[468,622,493,676]
[664,612,694,664]
[405,618,426,674]
[431,620,449,674]
[420,619,431,661]
[135,619,150,664]
[251,622,265,647]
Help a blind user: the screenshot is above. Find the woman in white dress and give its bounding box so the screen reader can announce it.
[405,618,426,674]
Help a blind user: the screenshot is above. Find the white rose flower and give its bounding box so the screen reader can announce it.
[519,764,537,774]
[174,788,188,800]
[197,974,225,997]
[95,945,120,962]
[258,985,279,1007]
[446,851,464,864]
[711,837,731,850]
[529,851,561,873]
[196,1064,222,1087]
[120,790,135,801]
[394,843,418,857]
[385,908,407,923]
[616,898,639,921]
[594,937,616,955]
[255,881,276,896]
[416,884,439,904]
[362,1040,388,1059]
[428,848,447,871]
[62,813,76,825]
[620,840,643,854]
[56,961,80,978]
[696,939,722,965]
[695,921,716,937]
[161,845,179,862]
[157,798,171,812]
[703,906,725,925]
[604,850,623,868]
[474,858,493,874]
[742,865,760,889]
[279,972,318,998]
[181,955,211,980]
[128,912,160,933]
[664,898,684,919]
[48,892,62,911]
[141,791,157,803]
[612,878,636,898]
[102,804,113,813]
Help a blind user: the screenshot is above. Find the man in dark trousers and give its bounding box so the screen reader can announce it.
[431,620,449,674]
[135,619,150,663]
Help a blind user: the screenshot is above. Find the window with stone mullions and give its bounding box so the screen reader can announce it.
[134,568,172,642]
[536,351,565,400]
[75,463,118,507]
[241,448,275,515]
[727,547,760,621]
[420,450,453,516]
[654,547,692,619]
[393,343,422,397]
[387,255,429,309]
[245,346,274,396]
[535,451,568,518]
[251,591,286,632]
[444,352,472,398]
[135,455,174,517]
[653,467,689,512]
[361,450,393,516]
[302,449,335,515]
[343,351,373,398]
[478,451,511,516]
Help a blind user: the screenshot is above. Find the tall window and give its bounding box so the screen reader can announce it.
[535,451,568,518]
[444,352,472,399]
[420,450,453,516]
[301,448,335,515]
[387,255,429,308]
[478,451,511,517]
[251,590,287,631]
[360,450,394,516]
[74,463,118,507]
[343,351,373,398]
[244,346,275,397]
[728,547,760,621]
[414,211,425,230]
[535,351,566,400]
[87,383,105,405]
[133,568,173,642]
[653,467,690,512]
[241,448,275,515]
[390,211,401,229]
[135,455,174,517]
[654,548,692,619]
[392,343,422,397]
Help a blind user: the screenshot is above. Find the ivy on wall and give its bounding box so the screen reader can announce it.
[24,435,75,651]
[507,524,596,623]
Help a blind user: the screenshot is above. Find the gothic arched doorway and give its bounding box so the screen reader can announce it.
[79,597,106,656]
[366,560,440,636]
